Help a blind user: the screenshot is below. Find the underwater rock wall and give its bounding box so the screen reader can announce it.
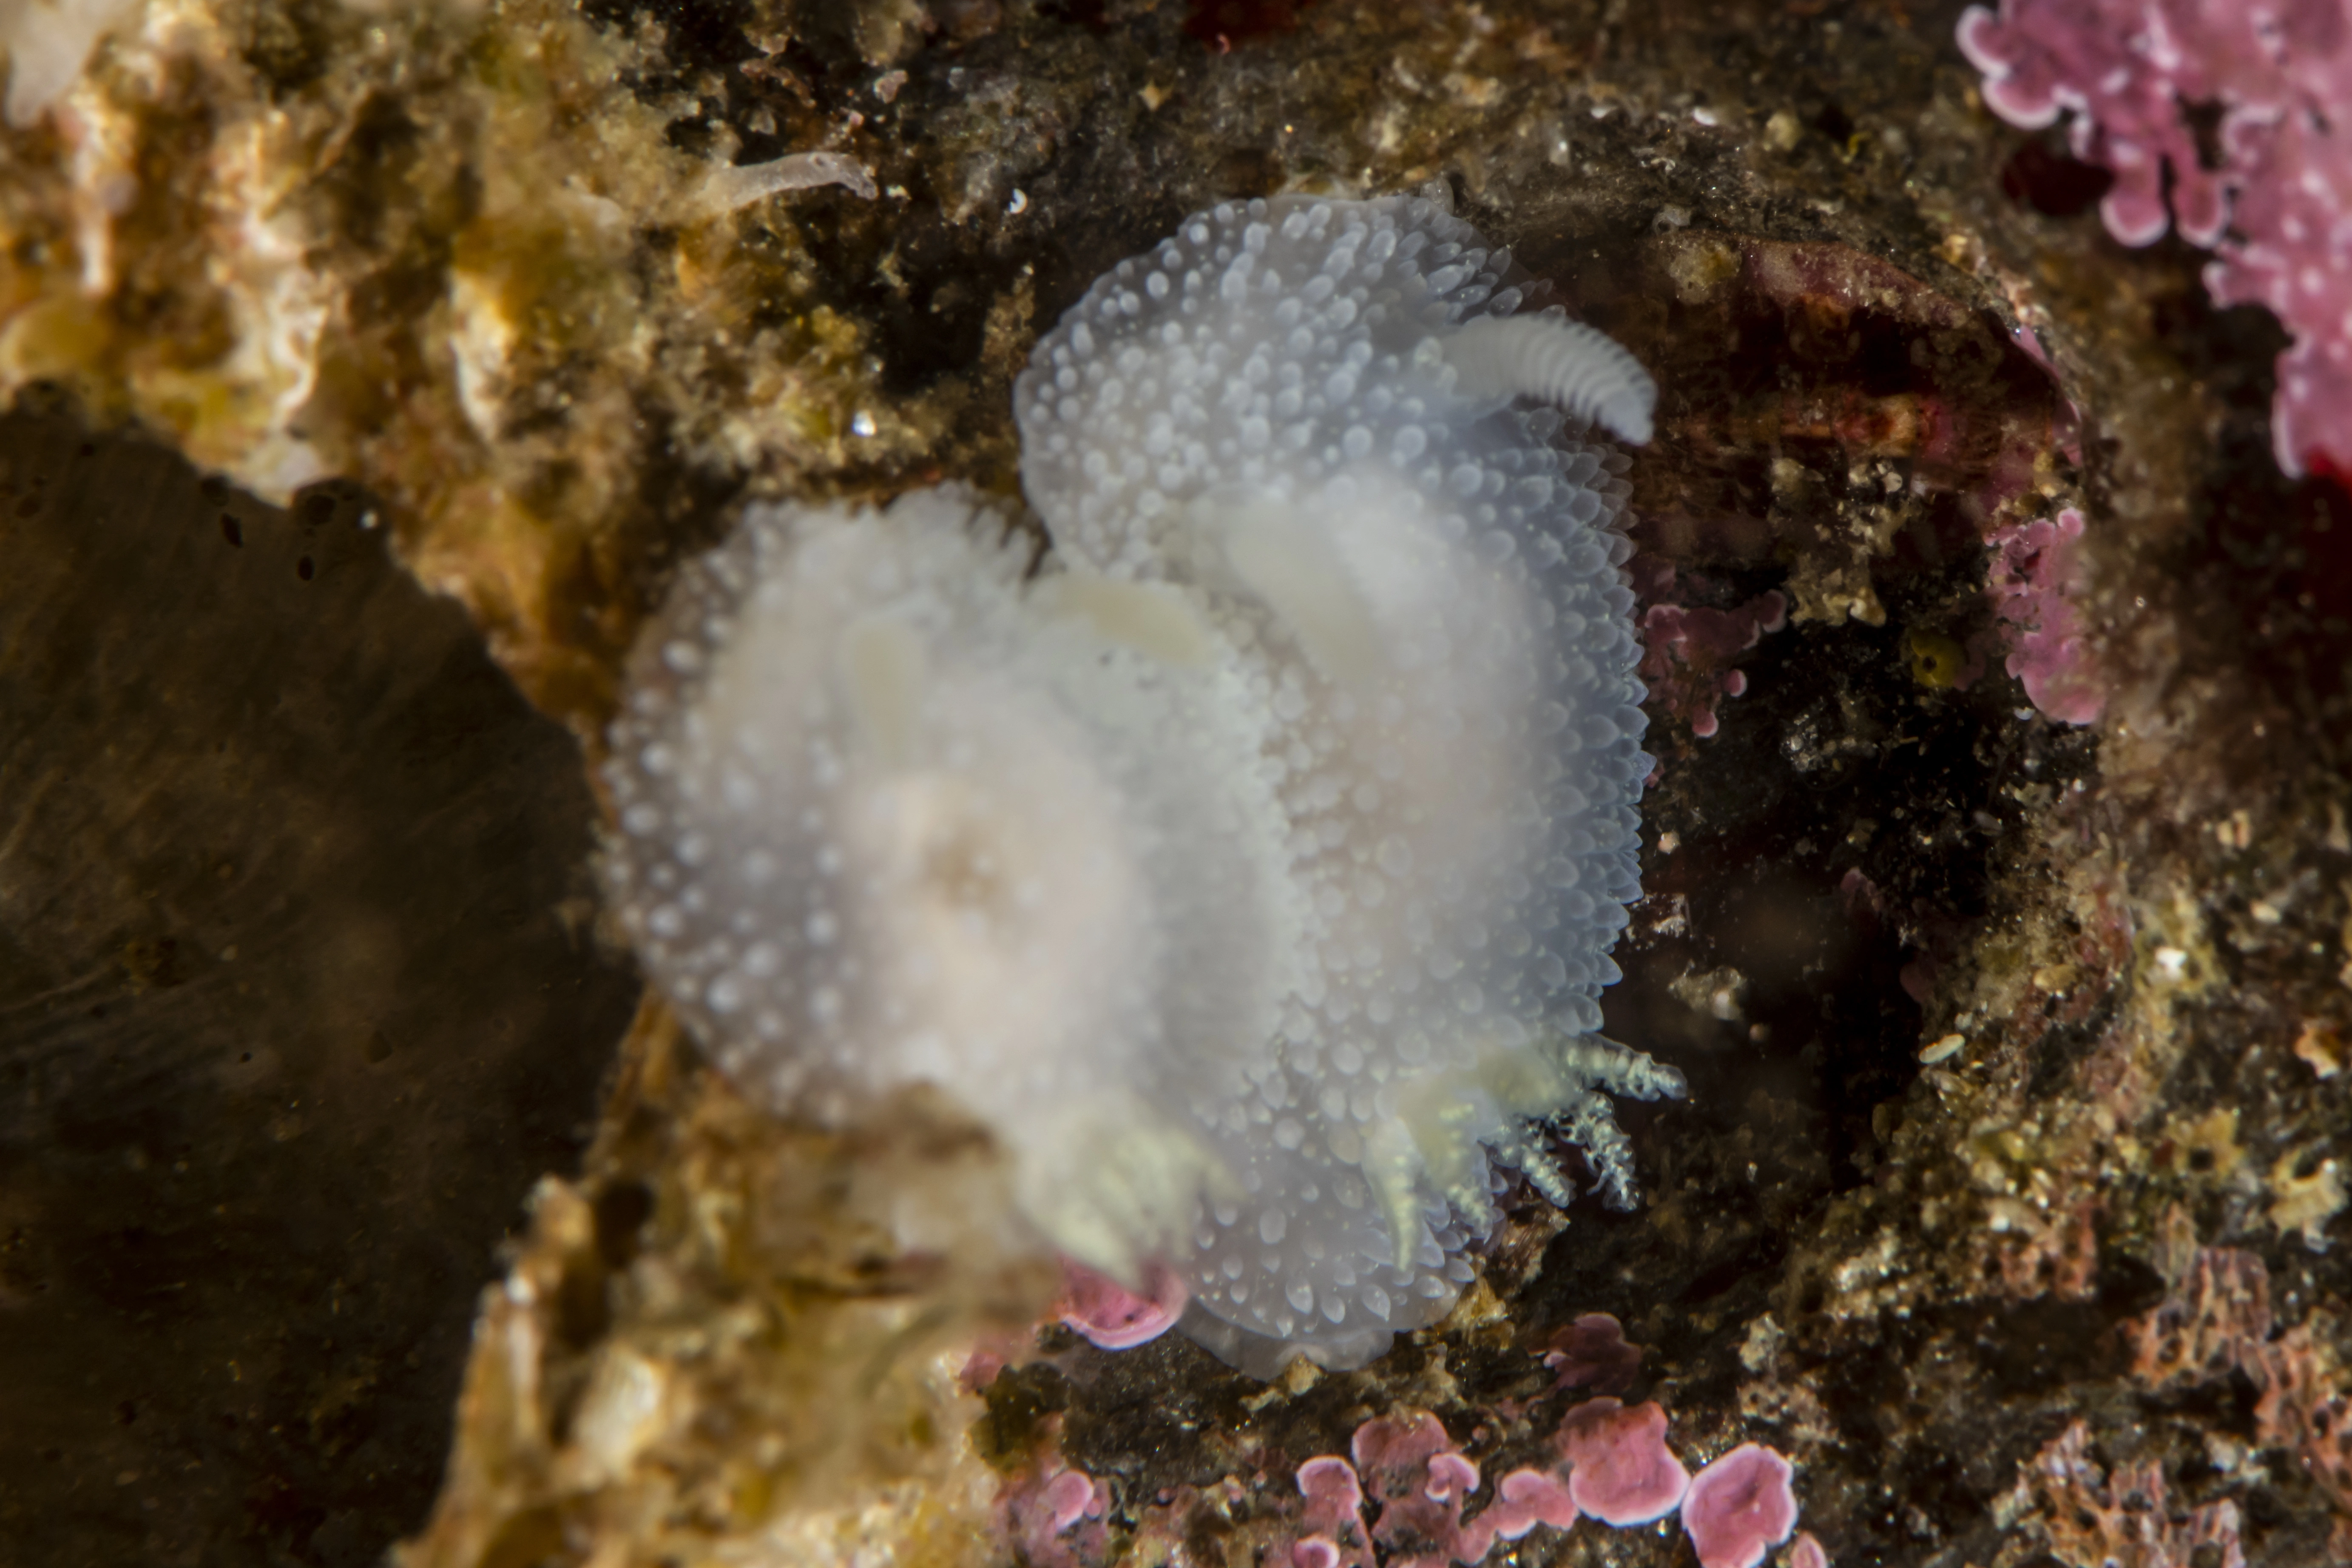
[4,0,2350,1565]
[0,405,639,1563]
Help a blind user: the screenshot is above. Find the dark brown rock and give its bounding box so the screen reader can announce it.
[0,403,639,1567]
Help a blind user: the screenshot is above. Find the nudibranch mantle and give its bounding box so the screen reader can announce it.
[602,192,1683,1378]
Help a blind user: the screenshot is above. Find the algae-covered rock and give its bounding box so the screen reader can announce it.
[5,0,2350,1564]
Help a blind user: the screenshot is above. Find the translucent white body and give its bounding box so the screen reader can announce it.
[604,193,1683,1378]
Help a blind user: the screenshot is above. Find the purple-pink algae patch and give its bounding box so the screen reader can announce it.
[1556,1398,1692,1526]
[1683,1443,1800,1568]
[1054,1256,1189,1350]
[1540,1311,1644,1395]
[1295,1410,1585,1568]
[1986,506,2103,725]
[1957,0,2352,480]
[1485,1467,1580,1540]
[1636,562,1789,740]
[991,1308,1809,1568]
[1352,1412,1496,1568]
[1292,1454,1375,1568]
[997,1438,1113,1568]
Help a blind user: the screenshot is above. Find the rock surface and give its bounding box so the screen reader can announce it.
[3,0,2348,1565]
[0,404,639,1565]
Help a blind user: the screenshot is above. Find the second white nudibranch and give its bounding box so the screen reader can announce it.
[604,191,1682,1379]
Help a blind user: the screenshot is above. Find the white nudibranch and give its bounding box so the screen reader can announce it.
[602,192,1686,1378]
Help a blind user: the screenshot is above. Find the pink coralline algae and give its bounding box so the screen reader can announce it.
[1957,0,2352,480]
[1351,1413,1499,1568]
[2126,1236,2352,1524]
[1634,561,1789,739]
[1285,1408,1629,1568]
[997,1442,1113,1568]
[993,1319,1811,1568]
[1682,1443,1800,1568]
[1267,1403,1790,1567]
[1054,1256,1190,1350]
[1986,506,2104,725]
[1540,1311,1645,1395]
[1556,1398,1692,1526]
[1292,1455,1376,1568]
[1484,1469,1581,1542]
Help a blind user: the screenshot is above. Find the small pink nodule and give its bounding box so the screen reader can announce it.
[1682,1443,1799,1568]
[1292,1537,1341,1568]
[1556,1398,1690,1526]
[1040,1467,1105,1534]
[1056,1256,1189,1350]
[1789,1529,1830,1568]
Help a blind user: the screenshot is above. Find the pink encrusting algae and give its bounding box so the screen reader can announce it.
[1637,557,1778,743]
[1540,1311,1645,1395]
[1259,1403,1791,1567]
[1352,1413,1500,1568]
[1986,506,2103,725]
[1483,1468,1581,1541]
[1293,1454,1376,1568]
[1633,561,1789,740]
[1054,1256,1190,1350]
[996,1431,1114,1568]
[1682,1443,1801,1568]
[1555,1398,1693,1526]
[983,1305,1811,1566]
[1957,0,2352,481]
